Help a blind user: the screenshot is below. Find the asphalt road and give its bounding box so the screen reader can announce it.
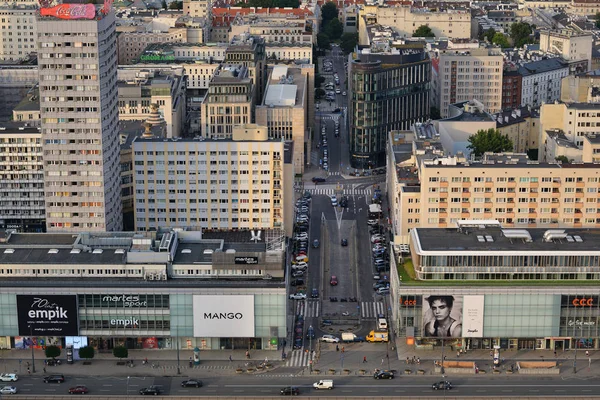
[7,374,600,397]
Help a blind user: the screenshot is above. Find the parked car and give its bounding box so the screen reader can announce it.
[181,379,203,388]
[68,385,89,394]
[280,386,300,395]
[320,335,340,343]
[290,278,305,286]
[0,374,17,382]
[139,386,162,395]
[312,177,326,183]
[289,293,307,300]
[374,370,394,379]
[292,270,305,278]
[43,375,65,384]
[341,239,348,246]
[0,386,17,394]
[377,287,390,295]
[432,381,452,390]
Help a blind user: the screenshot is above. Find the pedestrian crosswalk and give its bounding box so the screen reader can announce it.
[285,349,311,367]
[295,300,320,318]
[361,301,386,319]
[304,187,372,196]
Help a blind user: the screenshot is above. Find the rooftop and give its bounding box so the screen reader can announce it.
[494,106,533,127]
[518,57,568,76]
[546,129,579,149]
[0,122,40,135]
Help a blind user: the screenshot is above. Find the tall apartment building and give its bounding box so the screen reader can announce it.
[518,58,569,108]
[501,69,522,110]
[200,65,254,138]
[183,0,211,18]
[387,142,600,244]
[349,44,431,168]
[132,124,293,234]
[539,29,593,71]
[37,5,122,231]
[0,122,45,232]
[0,4,37,62]
[224,34,267,107]
[432,47,503,118]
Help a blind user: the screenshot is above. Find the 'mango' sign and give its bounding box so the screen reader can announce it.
[192,295,254,337]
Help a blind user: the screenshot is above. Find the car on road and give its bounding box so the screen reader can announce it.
[289,293,307,300]
[139,386,162,395]
[313,240,320,248]
[330,275,338,286]
[335,89,341,94]
[0,374,17,382]
[341,239,348,246]
[333,108,341,113]
[43,375,65,384]
[68,385,89,394]
[339,197,348,208]
[291,278,304,286]
[367,220,379,226]
[292,270,305,278]
[432,381,452,390]
[374,370,394,379]
[311,288,319,298]
[320,335,340,343]
[181,379,203,388]
[377,287,390,295]
[0,386,17,394]
[330,195,338,206]
[306,326,316,339]
[342,91,346,96]
[312,177,326,183]
[280,386,300,395]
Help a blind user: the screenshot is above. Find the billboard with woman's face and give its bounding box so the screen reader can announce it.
[422,295,463,337]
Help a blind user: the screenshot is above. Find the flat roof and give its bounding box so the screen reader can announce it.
[264,84,297,106]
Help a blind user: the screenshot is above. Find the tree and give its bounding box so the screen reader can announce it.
[484,28,496,43]
[555,155,570,164]
[45,345,61,360]
[161,0,167,9]
[113,346,128,360]
[325,17,343,40]
[340,32,358,54]
[169,0,183,9]
[596,12,600,29]
[315,74,325,87]
[413,25,435,38]
[317,33,331,50]
[315,88,326,99]
[467,128,514,157]
[430,106,441,120]
[492,32,510,48]
[510,22,533,47]
[78,346,95,361]
[321,2,338,23]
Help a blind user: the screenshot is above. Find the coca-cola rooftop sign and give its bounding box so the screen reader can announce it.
[40,3,96,20]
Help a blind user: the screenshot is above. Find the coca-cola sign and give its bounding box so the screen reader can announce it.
[40,4,96,20]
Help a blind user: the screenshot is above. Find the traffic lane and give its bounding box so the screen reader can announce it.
[307,196,324,300]
[14,375,155,396]
[356,206,377,302]
[329,220,356,301]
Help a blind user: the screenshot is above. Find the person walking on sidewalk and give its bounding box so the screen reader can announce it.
[43,367,46,374]
[229,355,233,362]
[363,356,367,363]
[381,358,384,366]
[245,351,250,359]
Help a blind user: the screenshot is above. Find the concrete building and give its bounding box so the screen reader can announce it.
[560,70,600,103]
[539,29,593,71]
[200,64,254,138]
[37,6,122,232]
[486,10,516,31]
[0,4,37,62]
[118,71,187,138]
[432,47,504,118]
[494,106,540,154]
[518,58,569,109]
[183,0,211,18]
[224,34,267,108]
[117,25,187,65]
[349,44,431,168]
[501,69,523,110]
[11,86,40,126]
[132,125,293,235]
[0,122,45,232]
[256,65,307,175]
[569,0,600,17]
[342,4,358,33]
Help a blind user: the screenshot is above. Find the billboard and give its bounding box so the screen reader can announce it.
[40,4,96,20]
[192,295,254,337]
[422,295,463,338]
[17,295,78,336]
[234,256,258,265]
[462,295,484,338]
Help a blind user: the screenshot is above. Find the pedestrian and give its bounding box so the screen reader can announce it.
[43,367,46,374]
[229,355,232,362]
[27,367,30,375]
[406,357,409,364]
[554,351,557,358]
[341,347,345,353]
[586,350,590,357]
[412,356,416,364]
[457,350,460,358]
[381,358,384,366]
[417,357,420,365]
[336,345,339,352]
[264,357,268,364]
[490,351,493,357]
[245,351,250,359]
[363,356,367,363]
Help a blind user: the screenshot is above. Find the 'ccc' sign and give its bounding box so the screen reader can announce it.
[572,298,595,307]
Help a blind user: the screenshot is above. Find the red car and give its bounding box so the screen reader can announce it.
[68,385,89,394]
[330,276,338,286]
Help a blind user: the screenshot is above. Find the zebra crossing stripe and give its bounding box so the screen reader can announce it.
[285,349,310,367]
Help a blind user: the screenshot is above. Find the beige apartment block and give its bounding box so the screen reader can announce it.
[183,0,211,18]
[0,4,37,62]
[539,102,600,162]
[432,47,503,118]
[256,65,307,175]
[539,29,593,71]
[117,26,187,65]
[560,70,600,103]
[494,106,540,153]
[568,0,600,16]
[360,5,471,40]
[582,134,600,163]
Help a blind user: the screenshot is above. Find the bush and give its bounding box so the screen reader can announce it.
[79,346,95,360]
[45,345,61,359]
[113,346,128,360]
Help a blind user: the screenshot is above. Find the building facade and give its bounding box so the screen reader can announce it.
[37,6,122,232]
[539,29,593,71]
[116,27,187,65]
[519,58,569,109]
[0,4,37,62]
[349,46,431,168]
[501,70,522,110]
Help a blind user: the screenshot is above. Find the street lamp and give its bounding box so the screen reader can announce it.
[573,325,582,374]
[28,325,35,373]
[176,326,181,375]
[440,338,445,375]
[127,376,130,400]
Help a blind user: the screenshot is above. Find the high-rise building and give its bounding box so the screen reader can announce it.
[349,45,430,168]
[37,3,122,231]
[0,4,37,62]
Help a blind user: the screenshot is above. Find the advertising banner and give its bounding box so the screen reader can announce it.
[234,257,258,265]
[17,295,78,336]
[462,295,485,338]
[422,295,463,337]
[192,295,254,337]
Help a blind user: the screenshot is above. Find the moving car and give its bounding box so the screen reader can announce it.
[306,326,316,339]
[312,177,326,183]
[311,288,319,298]
[313,240,320,248]
[313,380,334,390]
[330,275,338,286]
[341,239,348,246]
[289,293,307,300]
[432,381,452,390]
[0,386,17,394]
[181,379,203,388]
[0,374,17,382]
[43,375,65,383]
[330,195,338,206]
[68,385,89,394]
[374,370,394,379]
[320,335,340,343]
[139,386,162,395]
[280,386,300,395]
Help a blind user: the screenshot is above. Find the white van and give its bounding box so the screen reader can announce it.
[313,380,334,390]
[377,318,388,331]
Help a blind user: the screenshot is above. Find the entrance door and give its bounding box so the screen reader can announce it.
[555,340,564,351]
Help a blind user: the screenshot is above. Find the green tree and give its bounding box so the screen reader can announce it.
[492,32,510,48]
[340,32,358,54]
[413,25,435,38]
[315,88,326,98]
[78,346,95,361]
[484,28,496,43]
[45,345,61,360]
[467,128,514,157]
[510,22,533,47]
[555,155,570,164]
[315,74,325,87]
[161,0,167,9]
[321,2,338,23]
[112,346,128,360]
[168,0,183,9]
[430,106,441,120]
[317,33,331,50]
[325,17,343,40]
[596,12,600,29]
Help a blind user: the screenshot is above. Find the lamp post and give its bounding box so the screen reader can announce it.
[127,376,130,400]
[573,326,582,374]
[176,326,181,375]
[28,325,35,373]
[440,338,445,375]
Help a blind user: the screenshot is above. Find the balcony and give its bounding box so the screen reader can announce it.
[462,182,471,188]
[461,212,470,218]
[484,212,493,218]
[575,201,584,208]
[576,181,585,188]
[507,181,517,188]
[440,181,448,187]
[506,212,515,218]
[530,182,539,188]
[462,192,471,198]
[439,192,448,198]
[507,192,516,198]
[575,192,584,198]
[439,212,448,218]
[484,192,494,198]
[485,181,494,188]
